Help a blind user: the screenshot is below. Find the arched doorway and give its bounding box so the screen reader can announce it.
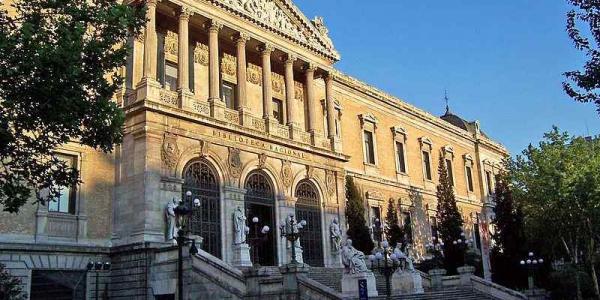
[183,160,221,258]
[295,180,324,267]
[244,171,276,266]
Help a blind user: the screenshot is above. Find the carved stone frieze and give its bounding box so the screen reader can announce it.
[247,63,262,85]
[366,190,384,200]
[165,31,178,61]
[159,89,178,106]
[228,147,242,178]
[271,73,285,95]
[294,81,304,101]
[194,42,209,66]
[258,153,267,169]
[162,133,181,171]
[221,53,237,77]
[325,170,336,196]
[213,0,338,59]
[199,140,210,157]
[281,160,293,188]
[305,165,314,179]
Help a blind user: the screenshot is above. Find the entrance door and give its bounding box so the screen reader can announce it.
[245,171,276,266]
[183,160,221,258]
[295,181,324,267]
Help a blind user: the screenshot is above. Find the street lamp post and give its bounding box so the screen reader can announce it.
[174,191,200,300]
[425,237,445,268]
[520,252,543,290]
[368,240,401,300]
[452,232,473,266]
[86,261,111,300]
[280,215,306,264]
[246,216,270,267]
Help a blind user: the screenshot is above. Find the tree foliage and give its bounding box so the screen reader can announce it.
[0,0,145,212]
[509,127,600,299]
[563,0,600,114]
[0,263,27,300]
[345,176,374,254]
[384,198,405,249]
[435,155,464,273]
[490,171,528,289]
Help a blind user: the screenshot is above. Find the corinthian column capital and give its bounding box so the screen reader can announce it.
[260,43,274,55]
[236,32,251,44]
[178,7,193,20]
[208,20,223,32]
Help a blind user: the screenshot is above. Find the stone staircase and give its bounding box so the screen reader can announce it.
[308,267,496,300]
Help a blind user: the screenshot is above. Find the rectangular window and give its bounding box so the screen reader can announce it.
[430,216,438,240]
[272,98,284,124]
[222,81,236,109]
[48,155,77,214]
[164,62,178,91]
[466,165,474,192]
[363,131,376,164]
[446,159,454,186]
[402,211,413,243]
[486,171,493,195]
[422,151,432,180]
[396,142,406,173]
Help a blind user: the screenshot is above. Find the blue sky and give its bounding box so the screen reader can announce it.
[294,0,600,155]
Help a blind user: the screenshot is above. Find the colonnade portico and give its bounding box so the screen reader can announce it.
[134,0,340,150]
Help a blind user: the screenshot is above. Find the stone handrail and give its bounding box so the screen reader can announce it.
[191,249,247,297]
[297,274,342,300]
[471,275,527,300]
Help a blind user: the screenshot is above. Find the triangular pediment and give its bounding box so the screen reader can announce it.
[210,0,340,61]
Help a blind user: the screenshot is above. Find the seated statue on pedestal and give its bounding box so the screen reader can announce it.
[341,239,369,274]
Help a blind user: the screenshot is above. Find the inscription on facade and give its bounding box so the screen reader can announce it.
[212,130,309,160]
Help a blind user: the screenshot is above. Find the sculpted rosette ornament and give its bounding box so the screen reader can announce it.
[161,133,180,171]
[229,147,243,178]
[281,160,293,188]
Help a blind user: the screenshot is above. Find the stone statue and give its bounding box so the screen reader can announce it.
[330,218,342,252]
[394,243,415,272]
[341,239,369,274]
[165,198,177,241]
[233,206,247,244]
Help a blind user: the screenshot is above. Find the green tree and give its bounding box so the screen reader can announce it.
[563,0,600,114]
[384,198,405,249]
[0,0,145,212]
[345,176,374,254]
[509,127,600,300]
[435,155,464,273]
[0,263,27,300]
[490,171,527,289]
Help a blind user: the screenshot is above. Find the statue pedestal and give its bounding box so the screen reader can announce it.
[428,268,447,290]
[287,246,303,264]
[232,243,252,267]
[329,251,342,268]
[392,270,424,295]
[341,272,378,298]
[457,265,476,286]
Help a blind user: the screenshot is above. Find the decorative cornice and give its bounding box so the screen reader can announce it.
[359,113,378,128]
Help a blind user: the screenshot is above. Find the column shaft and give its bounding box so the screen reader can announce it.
[142,0,157,80]
[325,74,336,138]
[305,65,317,133]
[261,44,273,119]
[177,9,190,91]
[208,21,222,102]
[285,55,297,126]
[236,34,249,109]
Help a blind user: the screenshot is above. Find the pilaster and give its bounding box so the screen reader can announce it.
[208,20,224,120]
[261,43,274,128]
[177,7,193,109]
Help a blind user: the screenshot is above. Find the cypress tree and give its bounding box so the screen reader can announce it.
[384,198,405,249]
[491,172,527,288]
[345,176,374,253]
[435,155,464,273]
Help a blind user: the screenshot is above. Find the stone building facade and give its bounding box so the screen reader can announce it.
[0,0,507,298]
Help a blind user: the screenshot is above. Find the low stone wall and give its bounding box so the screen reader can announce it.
[471,276,527,300]
[297,275,342,300]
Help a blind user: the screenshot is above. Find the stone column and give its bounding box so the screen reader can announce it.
[325,73,338,151]
[305,64,318,144]
[136,0,160,102]
[236,33,251,126]
[285,54,300,140]
[208,20,224,119]
[142,0,157,81]
[177,7,193,108]
[261,44,274,132]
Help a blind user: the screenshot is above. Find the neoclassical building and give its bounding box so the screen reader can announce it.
[0,0,507,298]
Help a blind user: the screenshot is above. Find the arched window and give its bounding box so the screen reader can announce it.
[295,180,324,266]
[183,160,221,258]
[244,171,276,265]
